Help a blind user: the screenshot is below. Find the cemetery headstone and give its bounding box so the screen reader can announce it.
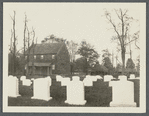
[20,76,26,81]
[96,75,103,80]
[56,75,63,82]
[83,76,93,86]
[64,76,86,105]
[20,76,32,86]
[61,77,70,86]
[31,77,52,101]
[104,75,113,82]
[109,75,136,107]
[129,74,136,79]
[8,75,20,97]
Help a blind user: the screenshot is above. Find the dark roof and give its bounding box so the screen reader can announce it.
[26,43,65,55]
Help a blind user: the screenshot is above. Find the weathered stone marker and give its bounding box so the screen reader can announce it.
[31,76,52,101]
[20,76,32,86]
[56,75,63,82]
[129,74,136,79]
[109,75,136,107]
[104,75,113,82]
[83,75,97,86]
[96,75,103,80]
[61,77,70,86]
[64,76,86,105]
[8,75,20,97]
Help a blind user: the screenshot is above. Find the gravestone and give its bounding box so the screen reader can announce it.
[64,76,86,105]
[104,75,113,82]
[56,75,63,82]
[22,79,32,86]
[20,76,26,81]
[129,74,136,79]
[61,77,70,86]
[8,75,20,97]
[96,75,103,80]
[90,76,97,82]
[20,76,32,86]
[83,77,93,86]
[109,75,136,107]
[31,77,52,101]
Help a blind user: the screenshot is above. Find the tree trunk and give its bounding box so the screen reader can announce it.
[121,47,126,75]
[85,58,88,75]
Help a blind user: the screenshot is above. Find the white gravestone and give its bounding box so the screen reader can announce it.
[61,77,70,86]
[8,75,20,97]
[82,75,97,86]
[22,79,32,86]
[109,75,136,107]
[90,76,97,82]
[56,75,63,82]
[31,77,52,101]
[96,75,103,80]
[104,75,113,82]
[83,77,93,86]
[64,76,86,105]
[20,76,26,81]
[20,76,32,86]
[129,74,136,79]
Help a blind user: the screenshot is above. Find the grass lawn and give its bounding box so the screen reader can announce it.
[8,77,140,107]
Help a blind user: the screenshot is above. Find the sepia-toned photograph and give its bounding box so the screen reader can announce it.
[3,2,146,113]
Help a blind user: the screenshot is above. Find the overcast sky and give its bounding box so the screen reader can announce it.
[4,3,144,66]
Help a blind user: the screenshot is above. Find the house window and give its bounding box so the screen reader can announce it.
[52,65,55,70]
[34,55,36,59]
[25,56,27,60]
[52,55,55,59]
[41,55,44,59]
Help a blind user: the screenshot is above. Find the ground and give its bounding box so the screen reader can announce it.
[8,77,140,107]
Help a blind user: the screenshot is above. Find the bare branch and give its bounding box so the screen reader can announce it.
[114,9,121,20]
[105,11,122,44]
[124,38,138,46]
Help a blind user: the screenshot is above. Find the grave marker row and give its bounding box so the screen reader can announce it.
[8,74,137,107]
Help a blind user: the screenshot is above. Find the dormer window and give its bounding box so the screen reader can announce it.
[34,55,36,59]
[41,55,44,59]
[52,55,55,59]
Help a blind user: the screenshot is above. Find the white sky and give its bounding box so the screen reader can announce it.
[4,3,143,66]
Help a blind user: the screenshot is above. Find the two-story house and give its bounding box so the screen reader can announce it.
[25,42,70,76]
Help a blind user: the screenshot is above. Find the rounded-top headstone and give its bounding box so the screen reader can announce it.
[118,75,127,81]
[56,75,63,82]
[8,75,13,78]
[96,75,103,79]
[20,76,26,81]
[130,74,135,79]
[72,76,80,81]
[104,75,113,82]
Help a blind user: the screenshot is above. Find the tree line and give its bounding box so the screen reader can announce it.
[8,8,140,77]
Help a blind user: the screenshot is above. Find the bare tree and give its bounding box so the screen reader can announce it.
[31,27,36,76]
[104,9,138,74]
[65,40,78,74]
[23,13,28,75]
[10,11,17,75]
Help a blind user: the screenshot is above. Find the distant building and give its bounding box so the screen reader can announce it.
[25,42,70,76]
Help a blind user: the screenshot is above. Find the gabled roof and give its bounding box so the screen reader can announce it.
[26,43,65,55]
